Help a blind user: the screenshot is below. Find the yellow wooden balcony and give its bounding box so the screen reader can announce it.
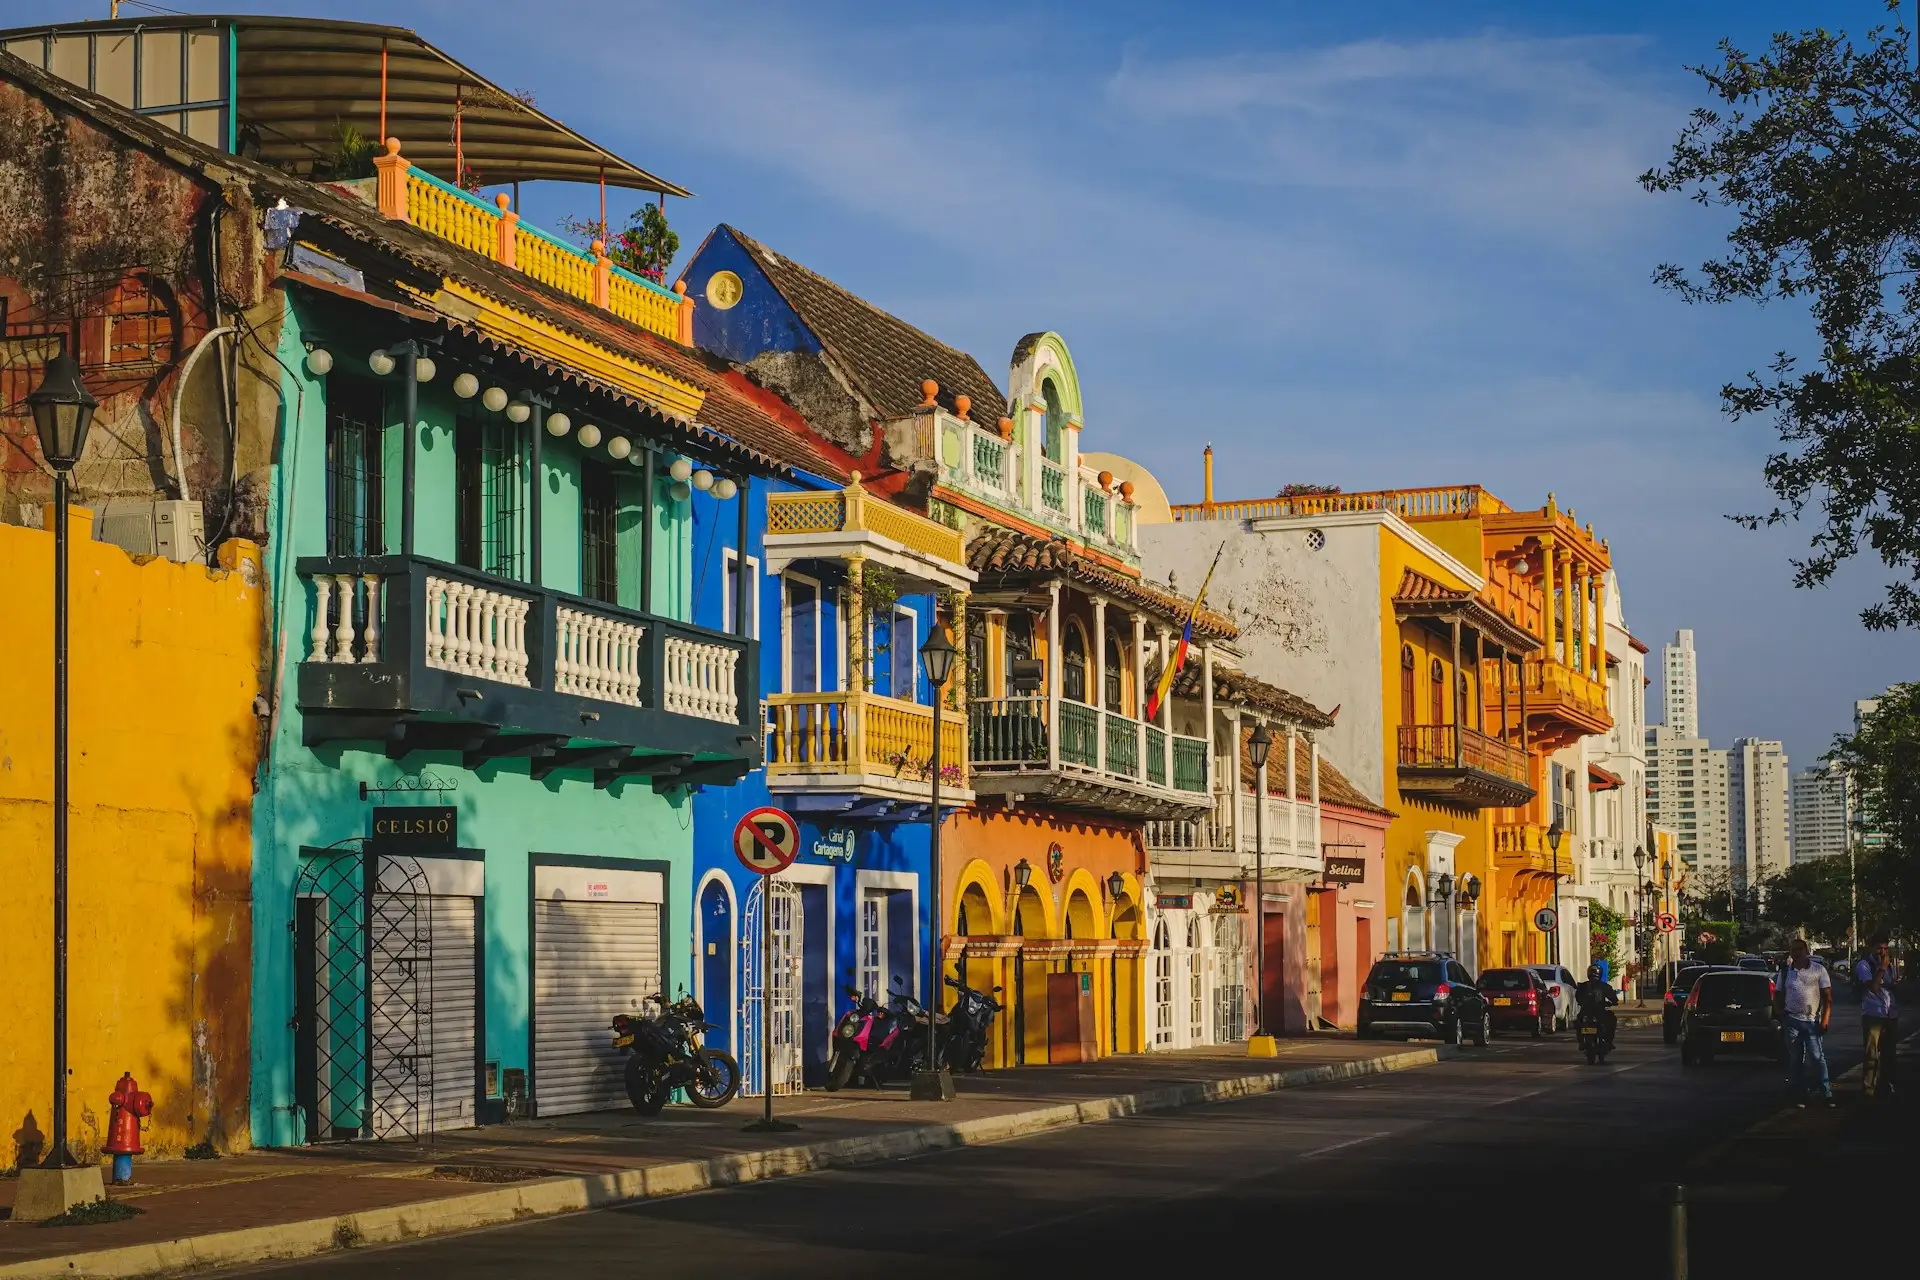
[766,690,972,808]
[384,153,692,345]
[763,475,977,593]
[1485,657,1610,751]
[1493,822,1571,877]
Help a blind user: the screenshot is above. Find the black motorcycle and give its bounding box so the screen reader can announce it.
[611,992,741,1115]
[825,986,895,1092]
[1576,1009,1615,1065]
[941,975,1003,1073]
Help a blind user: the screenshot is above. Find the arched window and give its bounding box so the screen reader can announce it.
[1062,621,1088,704]
[1429,658,1446,727]
[1457,671,1471,732]
[1400,645,1417,725]
[1042,377,1066,463]
[1104,632,1125,712]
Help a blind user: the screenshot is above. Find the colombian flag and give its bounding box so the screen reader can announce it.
[1146,542,1224,722]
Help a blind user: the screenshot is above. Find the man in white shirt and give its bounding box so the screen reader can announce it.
[1781,937,1833,1107]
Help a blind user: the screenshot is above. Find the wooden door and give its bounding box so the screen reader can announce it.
[1261,909,1286,1034]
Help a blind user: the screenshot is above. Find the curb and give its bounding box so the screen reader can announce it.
[1,1045,1452,1279]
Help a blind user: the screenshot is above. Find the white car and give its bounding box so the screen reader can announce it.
[1524,965,1580,1031]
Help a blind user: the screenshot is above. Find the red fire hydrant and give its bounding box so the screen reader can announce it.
[105,1072,153,1185]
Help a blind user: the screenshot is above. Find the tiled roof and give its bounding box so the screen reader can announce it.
[1236,726,1393,816]
[1588,762,1624,792]
[0,53,818,481]
[1392,567,1542,654]
[725,226,1009,430]
[1171,665,1334,729]
[966,529,1238,638]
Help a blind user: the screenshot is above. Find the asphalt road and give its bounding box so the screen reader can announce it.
[243,1012,1872,1280]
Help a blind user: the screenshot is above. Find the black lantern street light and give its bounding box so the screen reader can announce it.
[1545,821,1565,965]
[1013,858,1033,889]
[1248,723,1273,1039]
[911,624,958,1102]
[1106,870,1126,902]
[26,354,97,1178]
[1633,845,1648,969]
[1435,872,1455,955]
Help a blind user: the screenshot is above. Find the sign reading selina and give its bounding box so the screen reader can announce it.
[1323,854,1366,885]
[370,805,457,851]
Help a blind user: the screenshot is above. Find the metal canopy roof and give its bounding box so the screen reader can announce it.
[0,14,689,196]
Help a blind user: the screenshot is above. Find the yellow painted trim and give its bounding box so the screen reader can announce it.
[435,280,705,420]
[951,858,1006,935]
[1062,868,1103,937]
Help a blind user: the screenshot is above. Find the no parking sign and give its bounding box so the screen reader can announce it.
[733,807,799,877]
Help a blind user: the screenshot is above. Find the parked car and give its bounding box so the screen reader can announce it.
[1662,964,1728,1044]
[1680,970,1782,1066]
[1477,968,1557,1037]
[1524,964,1580,1031]
[1736,953,1775,973]
[1356,953,1490,1046]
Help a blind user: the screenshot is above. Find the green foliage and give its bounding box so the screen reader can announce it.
[319,119,375,181]
[184,1138,220,1161]
[1826,682,1920,937]
[1688,920,1740,965]
[1642,3,1920,629]
[1589,903,1627,974]
[561,202,681,282]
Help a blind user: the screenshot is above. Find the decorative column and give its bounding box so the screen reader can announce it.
[1449,617,1464,766]
[1046,579,1062,770]
[1561,553,1575,670]
[493,193,519,267]
[847,554,867,771]
[1539,535,1557,669]
[1310,737,1322,861]
[1255,718,1271,857]
[374,137,410,221]
[1227,704,1243,850]
[1285,724,1297,858]
[1092,595,1108,771]
[1132,613,1147,776]
[1200,641,1215,797]
[951,592,970,711]
[1156,623,1174,785]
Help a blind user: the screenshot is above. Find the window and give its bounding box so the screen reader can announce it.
[784,573,822,693]
[324,378,385,558]
[871,604,918,702]
[723,551,760,636]
[1042,377,1066,463]
[96,274,176,369]
[1400,645,1417,725]
[1063,622,1089,704]
[455,408,524,579]
[1429,657,1446,727]
[858,893,885,1000]
[966,614,988,699]
[580,465,619,604]
[1456,671,1470,731]
[1104,633,1125,712]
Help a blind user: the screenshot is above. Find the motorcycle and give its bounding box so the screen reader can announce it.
[825,986,895,1092]
[1576,1009,1614,1065]
[941,975,1003,1073]
[611,991,741,1115]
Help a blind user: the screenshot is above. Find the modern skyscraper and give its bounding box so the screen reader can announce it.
[1662,630,1700,739]
[1790,765,1851,863]
[1646,724,1730,874]
[1729,738,1791,891]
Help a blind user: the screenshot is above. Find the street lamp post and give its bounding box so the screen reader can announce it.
[1634,846,1647,978]
[1545,822,1564,965]
[910,624,958,1102]
[1435,872,1455,957]
[18,353,101,1220]
[1247,723,1273,1051]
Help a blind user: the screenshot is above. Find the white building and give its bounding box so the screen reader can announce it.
[1728,738,1791,892]
[1789,765,1851,863]
[1582,572,1648,920]
[1646,725,1731,875]
[1662,629,1701,739]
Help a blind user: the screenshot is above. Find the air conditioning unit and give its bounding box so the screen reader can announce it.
[95,500,205,563]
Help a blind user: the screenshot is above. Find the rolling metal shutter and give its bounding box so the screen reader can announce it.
[533,896,662,1116]
[425,895,479,1132]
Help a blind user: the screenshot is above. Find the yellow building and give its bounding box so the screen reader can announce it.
[0,512,261,1161]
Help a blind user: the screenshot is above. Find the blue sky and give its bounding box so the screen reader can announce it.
[50,0,1913,768]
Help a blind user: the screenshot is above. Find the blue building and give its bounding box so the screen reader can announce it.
[684,428,978,1089]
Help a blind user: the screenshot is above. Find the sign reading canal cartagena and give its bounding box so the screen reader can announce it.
[370,805,457,851]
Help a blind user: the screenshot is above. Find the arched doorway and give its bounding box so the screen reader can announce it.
[1185,914,1206,1045]
[1212,912,1247,1042]
[1403,873,1426,951]
[1013,888,1048,1066]
[1111,899,1142,1054]
[698,875,735,1056]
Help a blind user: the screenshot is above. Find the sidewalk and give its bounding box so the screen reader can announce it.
[0,1036,1448,1279]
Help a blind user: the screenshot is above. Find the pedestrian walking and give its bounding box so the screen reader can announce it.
[1779,937,1833,1108]
[1855,939,1899,1100]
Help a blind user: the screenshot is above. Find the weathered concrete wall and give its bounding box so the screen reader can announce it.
[0,72,276,543]
[0,512,261,1166]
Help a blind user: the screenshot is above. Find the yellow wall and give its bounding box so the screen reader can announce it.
[1374,524,1493,969]
[0,510,261,1164]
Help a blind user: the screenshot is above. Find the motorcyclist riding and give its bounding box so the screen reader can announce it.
[1574,964,1619,1045]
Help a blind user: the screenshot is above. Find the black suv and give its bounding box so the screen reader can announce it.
[1680,970,1781,1066]
[1661,964,1730,1043]
[1357,953,1489,1046]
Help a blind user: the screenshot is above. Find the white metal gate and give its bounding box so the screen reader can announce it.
[1151,919,1174,1048]
[1211,912,1247,1043]
[1185,915,1205,1045]
[741,878,803,1097]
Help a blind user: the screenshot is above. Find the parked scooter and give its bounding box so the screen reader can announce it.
[825,986,895,1092]
[611,991,741,1114]
[941,975,1003,1073]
